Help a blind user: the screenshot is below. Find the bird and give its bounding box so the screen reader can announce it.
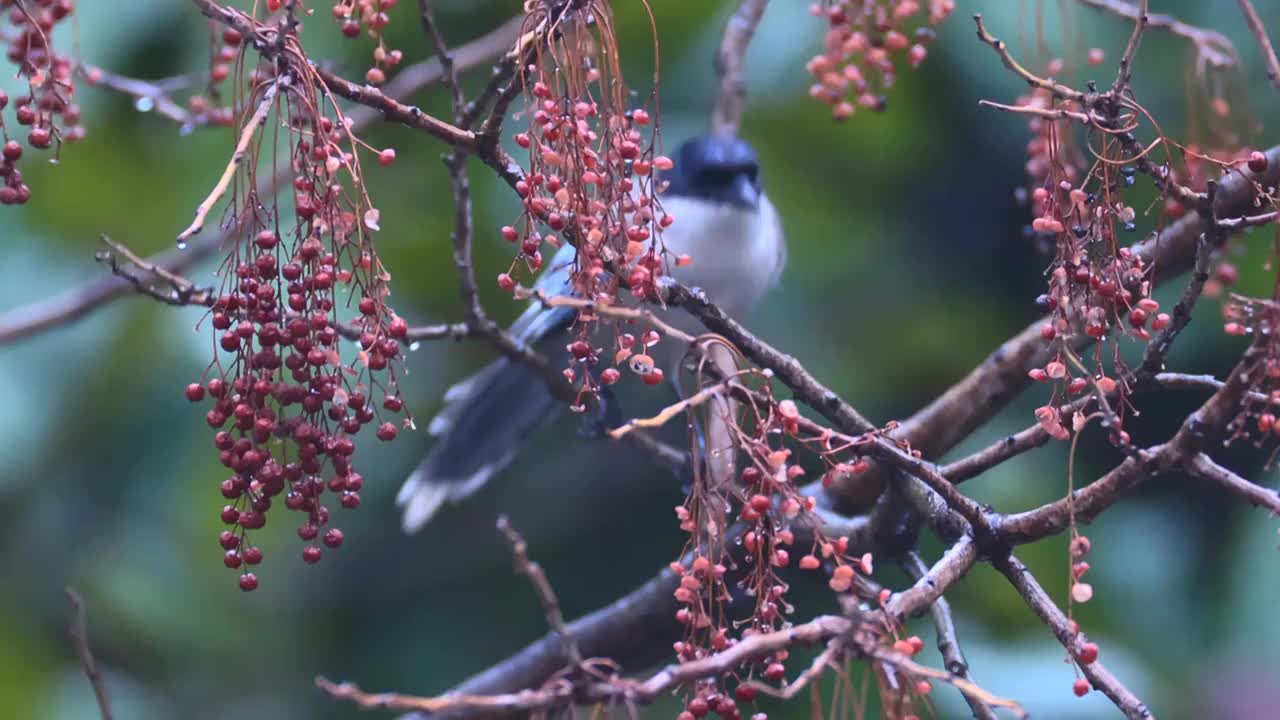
[396,134,786,533]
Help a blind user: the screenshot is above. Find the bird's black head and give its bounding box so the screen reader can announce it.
[661,135,761,209]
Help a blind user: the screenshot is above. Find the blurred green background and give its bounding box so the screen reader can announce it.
[2,1,1279,718]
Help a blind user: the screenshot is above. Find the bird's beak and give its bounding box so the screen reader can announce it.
[734,174,760,208]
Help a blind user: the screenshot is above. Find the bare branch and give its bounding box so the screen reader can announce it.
[972,15,1085,102]
[886,536,979,622]
[993,554,1153,719]
[81,66,197,127]
[1237,0,1280,90]
[1111,0,1148,96]
[711,0,770,137]
[496,516,582,666]
[994,341,1260,544]
[1077,0,1236,70]
[900,549,998,720]
[663,283,877,435]
[1140,180,1224,376]
[175,76,284,244]
[1186,453,1280,515]
[65,589,113,720]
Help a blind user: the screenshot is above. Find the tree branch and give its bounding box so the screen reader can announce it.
[65,588,113,720]
[1186,453,1280,515]
[0,17,521,347]
[496,516,582,667]
[1077,0,1236,70]
[994,340,1260,544]
[710,0,769,137]
[1237,0,1280,90]
[993,554,1153,719]
[900,548,997,720]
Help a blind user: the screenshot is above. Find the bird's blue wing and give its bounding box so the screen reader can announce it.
[397,244,584,532]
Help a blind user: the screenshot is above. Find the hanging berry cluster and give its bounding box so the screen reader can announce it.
[804,0,954,121]
[1222,293,1280,451]
[501,0,675,407]
[1024,165,1168,441]
[329,0,404,86]
[0,0,80,205]
[669,383,878,717]
[185,22,246,128]
[186,52,407,591]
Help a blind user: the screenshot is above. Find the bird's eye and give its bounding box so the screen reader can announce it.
[696,165,757,185]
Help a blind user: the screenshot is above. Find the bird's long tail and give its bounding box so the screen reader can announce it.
[396,357,557,532]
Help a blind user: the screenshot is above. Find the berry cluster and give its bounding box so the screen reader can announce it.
[805,0,954,120]
[671,393,876,718]
[0,0,80,205]
[1017,61,1085,236]
[189,69,406,591]
[501,1,677,406]
[1222,295,1280,448]
[182,23,245,128]
[330,0,404,86]
[1020,138,1175,439]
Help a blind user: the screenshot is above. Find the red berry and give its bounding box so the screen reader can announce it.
[224,550,243,568]
[1073,678,1090,697]
[2,140,20,161]
[243,546,263,565]
[303,546,322,564]
[1077,642,1099,664]
[323,528,345,548]
[734,685,756,702]
[1127,308,1148,328]
[1248,151,1269,174]
[497,273,515,291]
[186,383,206,402]
[378,148,396,166]
[28,127,52,149]
[376,422,397,441]
[239,573,259,591]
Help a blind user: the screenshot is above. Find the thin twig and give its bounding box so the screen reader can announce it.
[1186,453,1280,515]
[418,0,465,122]
[900,549,998,720]
[978,98,1094,124]
[1237,0,1280,90]
[65,589,113,720]
[973,15,1086,102]
[608,371,753,439]
[497,516,582,666]
[1140,180,1222,376]
[175,76,284,243]
[1077,0,1236,70]
[81,66,197,126]
[96,235,216,307]
[1111,0,1148,96]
